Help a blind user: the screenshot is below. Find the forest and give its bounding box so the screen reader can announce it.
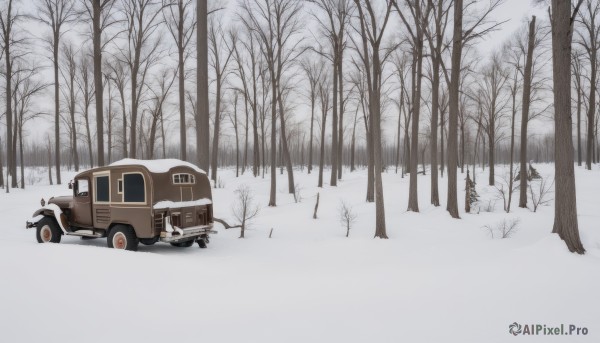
[0,0,597,256]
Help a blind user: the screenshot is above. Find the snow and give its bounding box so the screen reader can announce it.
[1,164,599,343]
[109,158,206,174]
[153,198,213,209]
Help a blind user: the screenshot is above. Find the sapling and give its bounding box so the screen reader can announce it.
[232,185,260,238]
[339,201,357,238]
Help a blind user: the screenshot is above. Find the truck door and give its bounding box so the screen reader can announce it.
[92,173,111,229]
[73,178,93,227]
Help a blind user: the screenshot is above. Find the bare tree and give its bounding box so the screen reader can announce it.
[232,185,260,238]
[0,0,23,189]
[353,0,393,239]
[120,0,164,159]
[472,54,510,186]
[550,0,585,254]
[82,0,118,166]
[393,0,432,212]
[240,0,303,206]
[146,69,176,159]
[208,14,233,183]
[572,49,584,167]
[163,0,195,161]
[339,201,357,237]
[424,0,451,207]
[61,42,80,171]
[310,0,353,186]
[196,0,209,170]
[105,56,129,159]
[518,16,538,208]
[317,70,330,188]
[445,0,505,218]
[13,62,49,188]
[34,0,76,184]
[228,91,241,177]
[575,0,600,170]
[301,57,325,174]
[76,52,96,167]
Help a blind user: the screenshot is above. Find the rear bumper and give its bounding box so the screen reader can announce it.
[159,224,217,243]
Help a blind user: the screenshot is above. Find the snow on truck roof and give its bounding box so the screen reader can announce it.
[109,159,206,174]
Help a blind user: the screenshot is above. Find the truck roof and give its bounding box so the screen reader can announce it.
[109,158,206,174]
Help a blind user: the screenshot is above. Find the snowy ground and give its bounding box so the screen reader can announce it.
[1,164,599,343]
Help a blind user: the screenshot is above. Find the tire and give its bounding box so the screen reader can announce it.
[107,225,139,251]
[197,238,208,249]
[36,217,62,244]
[170,239,194,248]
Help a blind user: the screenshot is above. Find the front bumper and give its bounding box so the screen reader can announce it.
[159,224,217,243]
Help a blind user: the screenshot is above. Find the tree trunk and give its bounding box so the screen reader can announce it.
[330,56,339,186]
[519,16,536,208]
[277,87,295,194]
[178,42,187,160]
[508,73,518,212]
[53,37,61,184]
[550,0,584,254]
[586,47,597,170]
[211,77,222,182]
[268,64,277,206]
[0,136,4,188]
[93,0,104,166]
[308,90,315,174]
[577,77,582,166]
[197,0,210,170]
[446,0,463,219]
[242,97,249,174]
[338,51,344,180]
[408,1,424,213]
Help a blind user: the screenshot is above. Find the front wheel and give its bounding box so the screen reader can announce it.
[107,225,139,251]
[36,217,62,243]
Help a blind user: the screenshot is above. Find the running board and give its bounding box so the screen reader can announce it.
[66,230,104,238]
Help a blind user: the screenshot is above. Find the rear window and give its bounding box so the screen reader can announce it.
[123,173,145,203]
[173,173,195,185]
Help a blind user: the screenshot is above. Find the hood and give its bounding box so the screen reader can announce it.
[48,196,74,209]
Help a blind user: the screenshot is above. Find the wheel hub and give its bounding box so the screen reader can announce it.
[113,232,127,249]
[41,225,52,242]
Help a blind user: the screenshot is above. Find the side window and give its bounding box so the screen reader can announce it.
[95,176,110,202]
[123,173,145,203]
[76,179,89,197]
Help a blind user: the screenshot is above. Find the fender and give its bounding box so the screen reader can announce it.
[26,204,68,234]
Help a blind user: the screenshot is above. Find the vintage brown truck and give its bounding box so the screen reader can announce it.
[26,159,216,251]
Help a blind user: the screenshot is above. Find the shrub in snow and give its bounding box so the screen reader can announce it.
[339,201,357,238]
[528,163,541,180]
[465,170,480,213]
[528,177,554,212]
[484,218,519,239]
[232,185,260,238]
[494,173,518,213]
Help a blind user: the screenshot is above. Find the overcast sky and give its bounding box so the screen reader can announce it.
[14,0,552,147]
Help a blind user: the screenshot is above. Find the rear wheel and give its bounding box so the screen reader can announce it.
[170,240,194,248]
[36,217,62,244]
[107,225,139,251]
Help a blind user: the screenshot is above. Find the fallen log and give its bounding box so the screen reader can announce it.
[213,217,242,230]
